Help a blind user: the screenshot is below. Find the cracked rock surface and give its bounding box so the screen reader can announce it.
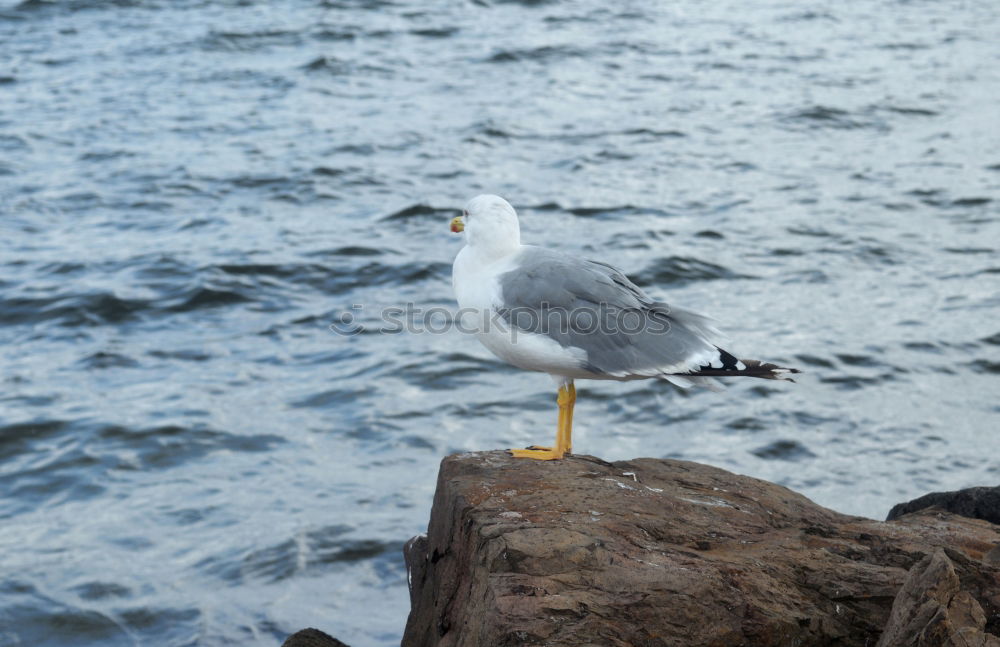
[402,452,1000,647]
[877,549,1000,647]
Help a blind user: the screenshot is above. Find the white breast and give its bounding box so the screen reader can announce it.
[452,245,588,377]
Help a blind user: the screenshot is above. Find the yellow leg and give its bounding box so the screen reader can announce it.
[510,382,576,460]
[561,383,575,452]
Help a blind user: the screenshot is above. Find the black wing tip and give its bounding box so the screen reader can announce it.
[689,358,802,382]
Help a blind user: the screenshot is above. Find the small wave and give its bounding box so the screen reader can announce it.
[878,42,931,50]
[319,0,398,8]
[778,10,837,22]
[782,105,888,131]
[717,161,758,173]
[291,386,375,408]
[346,260,449,290]
[326,143,377,156]
[53,191,103,211]
[165,286,253,313]
[193,68,295,92]
[783,269,829,284]
[12,0,59,11]
[40,261,87,275]
[311,27,358,41]
[951,197,992,207]
[853,243,901,266]
[399,353,502,390]
[818,374,893,390]
[588,148,634,162]
[97,424,286,470]
[197,528,395,586]
[381,204,454,221]
[13,0,146,11]
[751,440,816,460]
[200,29,303,53]
[78,149,136,162]
[786,225,835,238]
[330,245,385,257]
[302,55,351,74]
[72,581,132,601]
[907,191,992,209]
[307,245,386,258]
[1,433,109,512]
[466,121,686,144]
[969,359,1000,374]
[301,56,394,78]
[697,61,740,71]
[228,174,296,189]
[207,257,442,297]
[0,420,68,462]
[410,27,458,38]
[316,537,398,564]
[727,417,768,431]
[794,354,835,368]
[834,353,883,368]
[490,0,558,6]
[943,247,994,257]
[487,45,586,63]
[79,352,139,369]
[902,342,942,354]
[883,105,939,117]
[567,205,671,219]
[463,120,525,141]
[206,539,301,583]
[981,332,1000,346]
[215,262,321,279]
[0,292,148,326]
[147,348,213,362]
[622,128,686,138]
[0,595,129,645]
[633,256,753,287]
[790,105,850,121]
[312,166,347,177]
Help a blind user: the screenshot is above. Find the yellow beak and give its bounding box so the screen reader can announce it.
[450,216,464,233]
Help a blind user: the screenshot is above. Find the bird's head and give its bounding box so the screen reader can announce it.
[450,194,521,256]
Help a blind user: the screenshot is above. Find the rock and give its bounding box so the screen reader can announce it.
[403,452,1000,647]
[281,627,350,647]
[877,550,1000,647]
[887,487,1000,525]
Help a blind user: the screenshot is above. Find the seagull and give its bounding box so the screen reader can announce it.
[450,194,799,460]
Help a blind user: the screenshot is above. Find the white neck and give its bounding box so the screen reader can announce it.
[463,218,521,264]
[464,236,520,265]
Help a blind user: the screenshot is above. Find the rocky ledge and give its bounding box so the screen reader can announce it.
[401,452,1000,647]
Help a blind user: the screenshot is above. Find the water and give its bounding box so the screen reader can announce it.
[1,0,998,644]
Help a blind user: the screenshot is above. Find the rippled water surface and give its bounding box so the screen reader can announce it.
[2,0,999,644]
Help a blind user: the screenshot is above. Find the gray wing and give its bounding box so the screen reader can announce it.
[497,247,725,378]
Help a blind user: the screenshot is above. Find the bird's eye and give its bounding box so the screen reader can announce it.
[463,210,469,219]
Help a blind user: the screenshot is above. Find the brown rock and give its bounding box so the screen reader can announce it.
[402,452,1000,647]
[877,550,1000,647]
[887,487,1000,525]
[280,627,350,647]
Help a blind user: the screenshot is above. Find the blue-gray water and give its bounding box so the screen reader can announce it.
[1,0,999,645]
